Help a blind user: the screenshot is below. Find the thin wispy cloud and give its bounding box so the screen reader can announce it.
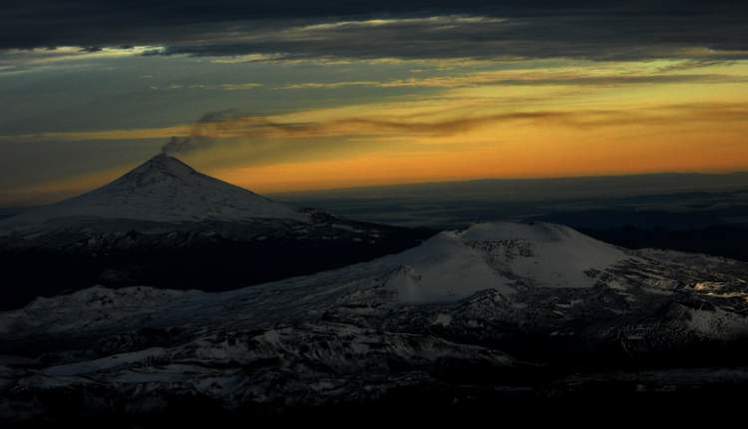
[0,46,166,73]
[7,102,748,146]
[278,73,746,91]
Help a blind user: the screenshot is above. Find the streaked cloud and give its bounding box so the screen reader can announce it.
[220,83,264,91]
[296,15,506,32]
[6,101,747,146]
[154,14,748,64]
[279,71,746,90]
[0,46,165,73]
[3,5,747,69]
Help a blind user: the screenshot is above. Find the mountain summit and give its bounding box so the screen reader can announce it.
[0,154,431,309]
[1,154,306,230]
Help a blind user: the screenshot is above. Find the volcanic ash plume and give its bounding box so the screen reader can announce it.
[161,110,242,155]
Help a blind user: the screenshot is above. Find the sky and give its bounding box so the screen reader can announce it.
[1,1,747,205]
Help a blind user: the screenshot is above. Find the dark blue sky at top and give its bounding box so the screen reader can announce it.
[2,1,746,53]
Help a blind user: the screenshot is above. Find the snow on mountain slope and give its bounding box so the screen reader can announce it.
[0,221,646,321]
[383,232,516,303]
[381,222,633,303]
[0,154,306,232]
[0,286,204,335]
[2,222,745,339]
[2,221,748,420]
[0,222,709,336]
[461,222,629,288]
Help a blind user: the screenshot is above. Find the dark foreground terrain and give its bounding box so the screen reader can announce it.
[4,370,748,427]
[0,214,432,310]
[2,222,748,425]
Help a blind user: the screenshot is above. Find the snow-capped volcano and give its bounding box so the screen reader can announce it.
[1,154,305,231]
[0,154,432,309]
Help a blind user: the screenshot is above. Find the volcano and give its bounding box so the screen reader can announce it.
[0,154,432,309]
[1,154,305,230]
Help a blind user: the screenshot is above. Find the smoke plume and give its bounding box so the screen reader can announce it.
[161,110,243,155]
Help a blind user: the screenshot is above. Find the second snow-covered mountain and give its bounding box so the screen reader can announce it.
[3,221,748,421]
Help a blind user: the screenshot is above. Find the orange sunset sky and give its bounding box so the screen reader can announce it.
[1,8,747,204]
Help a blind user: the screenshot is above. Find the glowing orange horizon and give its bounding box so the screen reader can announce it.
[3,59,748,205]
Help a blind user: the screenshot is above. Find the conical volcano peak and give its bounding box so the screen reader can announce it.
[144,152,193,172]
[1,153,307,228]
[110,153,198,188]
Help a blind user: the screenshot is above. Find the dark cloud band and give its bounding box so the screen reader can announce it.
[1,1,746,62]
